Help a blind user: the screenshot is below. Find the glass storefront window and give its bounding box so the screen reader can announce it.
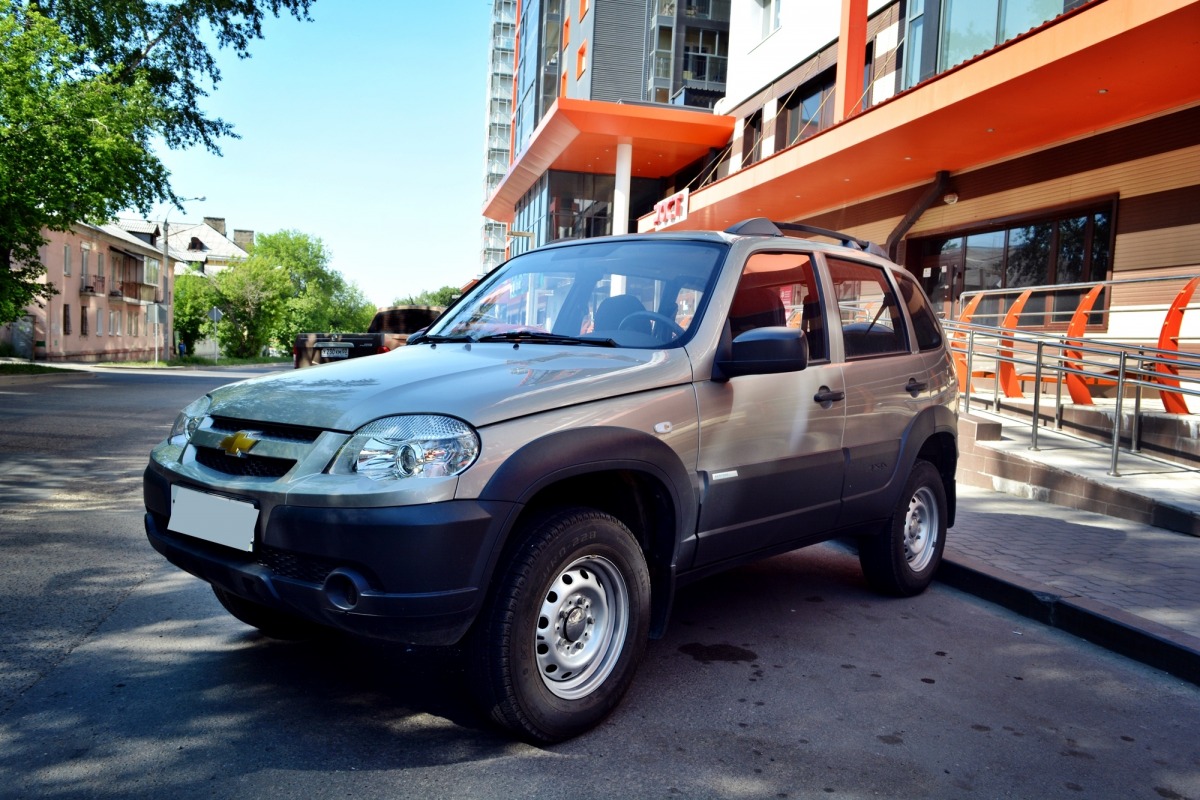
[909,203,1113,325]
[1005,222,1052,288]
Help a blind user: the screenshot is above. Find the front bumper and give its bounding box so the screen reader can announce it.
[144,466,516,645]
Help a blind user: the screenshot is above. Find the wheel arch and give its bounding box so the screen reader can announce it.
[899,405,958,528]
[477,426,697,638]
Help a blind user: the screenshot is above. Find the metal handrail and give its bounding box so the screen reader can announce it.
[944,318,1200,475]
[958,274,1200,327]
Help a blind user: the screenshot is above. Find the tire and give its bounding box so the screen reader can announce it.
[858,459,947,597]
[212,586,328,640]
[468,507,651,744]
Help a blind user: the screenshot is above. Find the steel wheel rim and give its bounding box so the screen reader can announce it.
[903,486,939,573]
[534,555,629,700]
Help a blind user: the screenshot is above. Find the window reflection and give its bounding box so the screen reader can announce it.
[909,203,1113,325]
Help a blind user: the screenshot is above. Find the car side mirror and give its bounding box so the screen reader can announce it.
[715,326,809,379]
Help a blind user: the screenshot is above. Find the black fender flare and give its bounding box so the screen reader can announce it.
[892,403,959,527]
[478,426,698,637]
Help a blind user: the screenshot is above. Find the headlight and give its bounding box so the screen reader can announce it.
[331,415,480,482]
[169,396,212,445]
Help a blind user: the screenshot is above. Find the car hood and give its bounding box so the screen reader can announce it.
[204,344,694,431]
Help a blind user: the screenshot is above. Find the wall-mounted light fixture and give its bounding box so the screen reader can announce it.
[943,192,959,205]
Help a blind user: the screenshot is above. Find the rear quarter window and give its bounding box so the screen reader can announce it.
[894,270,944,352]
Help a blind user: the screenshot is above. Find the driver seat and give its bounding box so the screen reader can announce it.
[594,294,651,334]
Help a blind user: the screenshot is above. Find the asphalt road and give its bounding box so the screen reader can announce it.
[1,366,1198,799]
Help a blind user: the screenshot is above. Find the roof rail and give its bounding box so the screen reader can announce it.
[725,217,888,258]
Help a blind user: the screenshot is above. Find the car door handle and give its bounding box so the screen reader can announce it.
[813,387,845,406]
[905,378,928,397]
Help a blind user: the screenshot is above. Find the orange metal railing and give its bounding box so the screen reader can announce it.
[951,275,1200,414]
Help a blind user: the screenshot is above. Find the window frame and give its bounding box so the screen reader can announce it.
[576,40,588,78]
[733,250,829,363]
[826,257,911,360]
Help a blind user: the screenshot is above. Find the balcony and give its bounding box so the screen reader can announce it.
[681,0,730,21]
[653,51,672,81]
[80,275,106,295]
[680,52,727,88]
[120,281,162,305]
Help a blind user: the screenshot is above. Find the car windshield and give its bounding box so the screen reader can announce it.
[424,239,728,348]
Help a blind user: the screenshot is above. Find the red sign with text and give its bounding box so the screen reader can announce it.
[652,188,689,230]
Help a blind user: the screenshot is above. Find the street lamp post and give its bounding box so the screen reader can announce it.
[160,196,205,364]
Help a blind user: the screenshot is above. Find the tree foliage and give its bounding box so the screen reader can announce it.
[211,255,291,358]
[31,0,314,153]
[251,230,377,350]
[0,2,170,323]
[173,270,217,354]
[393,285,463,308]
[0,0,313,326]
[191,230,376,357]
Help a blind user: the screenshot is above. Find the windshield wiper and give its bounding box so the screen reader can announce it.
[475,331,617,347]
[417,333,477,344]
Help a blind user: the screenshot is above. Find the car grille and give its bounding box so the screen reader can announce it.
[209,416,322,444]
[259,545,339,584]
[194,447,296,478]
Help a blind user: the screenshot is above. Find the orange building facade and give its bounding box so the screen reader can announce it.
[484,0,1200,325]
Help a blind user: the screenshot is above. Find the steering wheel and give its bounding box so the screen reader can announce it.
[618,311,686,341]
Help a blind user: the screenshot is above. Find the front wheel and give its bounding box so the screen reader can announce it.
[468,508,651,743]
[858,459,947,596]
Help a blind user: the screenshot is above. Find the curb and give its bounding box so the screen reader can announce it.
[937,553,1200,686]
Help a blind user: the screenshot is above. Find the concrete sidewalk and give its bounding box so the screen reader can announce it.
[940,417,1200,685]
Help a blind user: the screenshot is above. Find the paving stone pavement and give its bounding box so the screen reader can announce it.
[950,484,1200,639]
[943,483,1200,683]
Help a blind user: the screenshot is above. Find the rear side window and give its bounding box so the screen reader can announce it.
[827,258,909,359]
[895,270,944,351]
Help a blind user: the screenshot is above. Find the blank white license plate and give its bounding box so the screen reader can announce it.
[169,485,258,552]
[321,347,349,359]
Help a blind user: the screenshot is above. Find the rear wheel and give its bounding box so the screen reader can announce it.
[212,586,328,640]
[859,460,947,596]
[468,507,650,743]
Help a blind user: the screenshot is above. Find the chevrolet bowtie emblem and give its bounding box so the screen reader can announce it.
[218,430,260,458]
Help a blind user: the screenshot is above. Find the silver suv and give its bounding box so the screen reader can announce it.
[144,219,958,743]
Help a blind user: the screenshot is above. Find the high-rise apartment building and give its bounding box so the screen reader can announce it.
[482,0,734,259]
[480,0,518,274]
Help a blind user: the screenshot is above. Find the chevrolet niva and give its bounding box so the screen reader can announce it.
[144,218,958,743]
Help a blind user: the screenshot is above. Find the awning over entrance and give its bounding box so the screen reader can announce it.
[483,97,736,225]
[639,0,1200,233]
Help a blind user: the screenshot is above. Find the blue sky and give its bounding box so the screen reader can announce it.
[147,2,496,307]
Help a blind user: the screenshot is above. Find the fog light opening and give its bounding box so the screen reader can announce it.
[324,570,369,611]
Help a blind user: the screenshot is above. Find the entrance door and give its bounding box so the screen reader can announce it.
[12,316,34,358]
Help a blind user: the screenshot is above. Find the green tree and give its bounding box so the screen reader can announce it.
[0,2,170,323]
[32,0,314,154]
[173,269,217,354]
[393,285,462,308]
[212,256,291,358]
[0,0,313,325]
[255,230,376,349]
